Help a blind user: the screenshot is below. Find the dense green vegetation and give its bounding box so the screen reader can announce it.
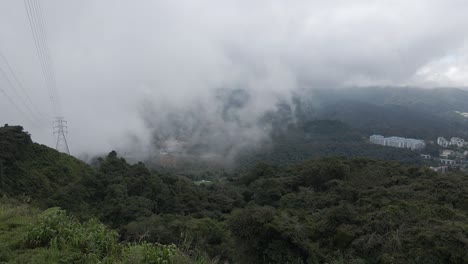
[0,125,93,201]
[0,198,198,263]
[2,125,468,263]
[296,87,468,140]
[238,120,424,167]
[235,87,468,168]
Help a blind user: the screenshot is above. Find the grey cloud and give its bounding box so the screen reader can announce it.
[1,0,468,158]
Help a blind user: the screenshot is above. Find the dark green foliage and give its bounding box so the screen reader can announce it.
[123,214,231,259]
[0,125,94,201]
[0,125,32,163]
[3,125,468,263]
[237,120,424,168]
[24,207,120,256]
[297,157,351,190]
[0,199,190,263]
[238,87,468,168]
[298,87,468,139]
[228,158,468,263]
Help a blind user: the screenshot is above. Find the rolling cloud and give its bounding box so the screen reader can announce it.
[1,0,468,158]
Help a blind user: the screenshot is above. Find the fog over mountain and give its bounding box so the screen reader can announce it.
[1,0,468,159]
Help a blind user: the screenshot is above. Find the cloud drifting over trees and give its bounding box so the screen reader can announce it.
[1,0,468,156]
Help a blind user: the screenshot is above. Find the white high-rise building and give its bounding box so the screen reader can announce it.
[437,136,466,148]
[450,137,465,148]
[437,137,450,147]
[369,135,385,145]
[369,135,425,150]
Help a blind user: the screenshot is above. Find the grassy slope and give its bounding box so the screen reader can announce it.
[0,198,198,264]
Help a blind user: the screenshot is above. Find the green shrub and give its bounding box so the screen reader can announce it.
[121,242,177,264]
[24,207,119,261]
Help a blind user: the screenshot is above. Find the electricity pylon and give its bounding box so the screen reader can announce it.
[53,117,70,154]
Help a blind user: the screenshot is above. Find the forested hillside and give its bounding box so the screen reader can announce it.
[237,120,424,167]
[0,125,93,200]
[294,87,468,140]
[236,87,468,168]
[2,125,468,263]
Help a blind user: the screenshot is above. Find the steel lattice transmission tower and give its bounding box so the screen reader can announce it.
[53,117,70,154]
[23,0,71,155]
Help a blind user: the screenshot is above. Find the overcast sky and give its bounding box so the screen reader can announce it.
[1,0,468,156]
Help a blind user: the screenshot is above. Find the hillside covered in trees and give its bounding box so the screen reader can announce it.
[1,125,468,263]
[294,87,468,140]
[233,87,468,168]
[237,119,425,168]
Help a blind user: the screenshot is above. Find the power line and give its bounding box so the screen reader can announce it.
[23,0,71,154]
[34,1,59,91]
[0,84,36,125]
[0,66,41,122]
[31,0,62,114]
[0,52,48,120]
[24,0,56,114]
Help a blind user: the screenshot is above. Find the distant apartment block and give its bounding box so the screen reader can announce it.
[369,135,426,150]
[420,154,431,159]
[455,111,468,118]
[451,137,465,148]
[437,137,466,148]
[437,137,450,147]
[440,150,455,159]
[440,158,456,165]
